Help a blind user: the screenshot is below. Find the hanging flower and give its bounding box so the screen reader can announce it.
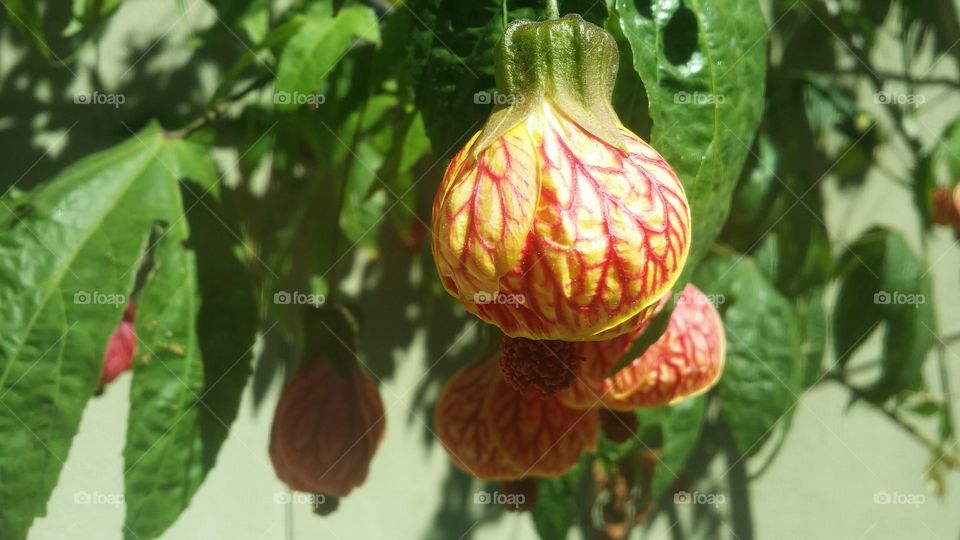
[431,15,690,342]
[269,356,385,498]
[557,285,726,411]
[434,357,597,481]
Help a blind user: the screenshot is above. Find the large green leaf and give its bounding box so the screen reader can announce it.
[612,0,767,277]
[695,255,803,455]
[124,177,257,539]
[0,123,181,538]
[832,227,935,402]
[275,5,382,111]
[0,124,256,539]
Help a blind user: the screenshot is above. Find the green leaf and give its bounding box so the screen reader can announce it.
[0,125,256,539]
[212,15,308,103]
[0,123,180,539]
[612,0,768,278]
[123,230,204,539]
[124,177,257,539]
[797,292,827,388]
[275,5,382,111]
[695,255,804,455]
[832,227,935,402]
[2,0,51,57]
[531,456,588,540]
[409,0,537,156]
[648,396,707,498]
[64,0,123,37]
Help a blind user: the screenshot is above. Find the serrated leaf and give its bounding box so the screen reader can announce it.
[0,125,255,539]
[612,0,767,279]
[275,5,381,111]
[124,178,257,539]
[0,123,181,539]
[695,255,803,455]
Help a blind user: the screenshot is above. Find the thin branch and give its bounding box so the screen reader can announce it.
[827,374,959,468]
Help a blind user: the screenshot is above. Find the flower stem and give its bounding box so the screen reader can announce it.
[546,0,559,18]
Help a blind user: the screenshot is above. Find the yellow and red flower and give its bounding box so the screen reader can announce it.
[431,15,690,342]
[557,285,726,411]
[435,357,597,480]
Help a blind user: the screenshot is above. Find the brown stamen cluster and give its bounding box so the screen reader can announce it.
[500,337,583,397]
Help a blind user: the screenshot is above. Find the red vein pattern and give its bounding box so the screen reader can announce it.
[432,102,690,341]
[269,360,386,497]
[556,285,726,411]
[435,357,598,481]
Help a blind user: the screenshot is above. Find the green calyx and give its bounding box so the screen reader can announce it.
[474,14,624,155]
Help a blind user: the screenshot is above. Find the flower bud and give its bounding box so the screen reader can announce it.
[99,304,137,387]
[269,357,385,498]
[432,15,690,341]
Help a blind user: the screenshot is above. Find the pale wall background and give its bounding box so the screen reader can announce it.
[5,0,960,539]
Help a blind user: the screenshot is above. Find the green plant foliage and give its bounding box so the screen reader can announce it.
[2,0,960,537]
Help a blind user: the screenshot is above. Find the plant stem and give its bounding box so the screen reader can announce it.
[828,374,959,468]
[169,73,272,138]
[546,0,559,18]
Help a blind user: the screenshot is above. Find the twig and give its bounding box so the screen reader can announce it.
[827,374,959,468]
[168,73,273,139]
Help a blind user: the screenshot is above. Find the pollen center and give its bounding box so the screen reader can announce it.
[499,337,583,396]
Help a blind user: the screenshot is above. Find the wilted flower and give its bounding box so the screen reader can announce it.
[435,357,597,481]
[432,15,690,342]
[269,357,385,498]
[557,285,726,411]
